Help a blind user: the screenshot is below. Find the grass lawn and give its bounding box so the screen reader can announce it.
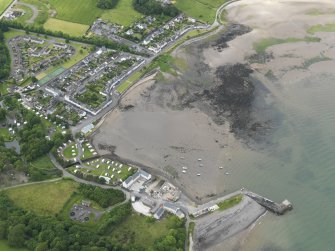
[175,0,228,24]
[61,41,91,68]
[63,143,78,159]
[0,127,13,141]
[0,0,12,15]
[116,71,142,93]
[253,36,320,53]
[307,23,335,34]
[44,18,89,37]
[217,194,243,211]
[6,179,78,215]
[110,213,177,248]
[70,158,136,183]
[81,142,96,159]
[100,0,142,27]
[0,240,27,251]
[4,29,26,41]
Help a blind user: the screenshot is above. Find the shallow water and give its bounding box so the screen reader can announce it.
[219,73,335,251]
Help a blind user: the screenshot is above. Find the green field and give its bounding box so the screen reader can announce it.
[44,18,89,36]
[22,0,141,28]
[0,240,27,251]
[110,213,179,248]
[175,0,228,23]
[100,0,142,27]
[6,179,78,215]
[307,23,335,34]
[0,0,12,15]
[48,0,104,25]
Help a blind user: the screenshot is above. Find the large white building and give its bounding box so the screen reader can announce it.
[122,170,152,189]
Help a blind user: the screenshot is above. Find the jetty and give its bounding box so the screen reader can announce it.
[245,191,293,215]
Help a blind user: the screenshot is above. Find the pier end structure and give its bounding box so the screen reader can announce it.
[245,192,293,215]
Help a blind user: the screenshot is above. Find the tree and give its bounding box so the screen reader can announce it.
[35,241,49,251]
[0,221,7,239]
[97,0,119,9]
[31,76,38,83]
[0,108,6,122]
[8,224,25,248]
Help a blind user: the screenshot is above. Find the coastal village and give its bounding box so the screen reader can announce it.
[0,0,296,250]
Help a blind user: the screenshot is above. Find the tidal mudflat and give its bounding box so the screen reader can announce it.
[93,0,335,250]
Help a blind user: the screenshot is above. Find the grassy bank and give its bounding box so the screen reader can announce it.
[218,194,243,210]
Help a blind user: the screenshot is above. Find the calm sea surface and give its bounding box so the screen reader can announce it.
[220,73,335,251]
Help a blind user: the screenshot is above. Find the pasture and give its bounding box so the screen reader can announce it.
[175,0,229,23]
[23,0,142,28]
[44,18,89,37]
[48,0,103,25]
[6,179,78,215]
[100,0,142,27]
[0,0,12,15]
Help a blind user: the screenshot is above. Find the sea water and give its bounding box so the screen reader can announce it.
[221,73,335,251]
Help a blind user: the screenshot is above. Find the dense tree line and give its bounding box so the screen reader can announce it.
[98,202,132,234]
[133,0,180,17]
[0,24,10,80]
[153,216,185,251]
[78,183,125,208]
[97,0,119,9]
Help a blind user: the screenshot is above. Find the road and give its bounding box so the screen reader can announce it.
[16,1,38,24]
